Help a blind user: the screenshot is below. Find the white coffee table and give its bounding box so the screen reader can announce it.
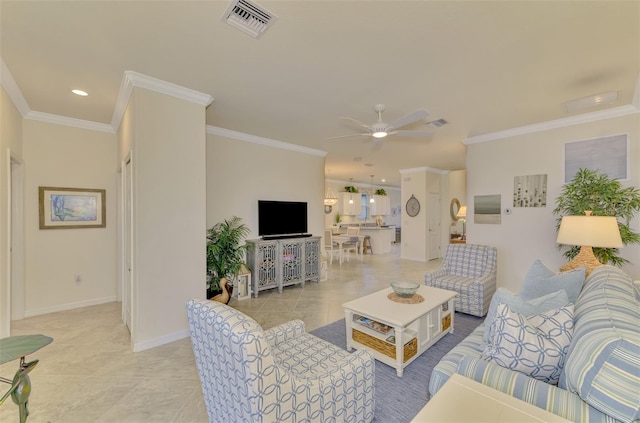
[411,374,571,422]
[342,285,457,377]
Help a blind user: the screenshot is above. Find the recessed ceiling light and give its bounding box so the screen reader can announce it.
[72,89,88,96]
[381,179,386,182]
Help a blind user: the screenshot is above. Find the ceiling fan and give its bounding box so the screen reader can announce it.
[329,104,433,143]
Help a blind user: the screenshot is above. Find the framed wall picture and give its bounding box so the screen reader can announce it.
[513,174,547,207]
[474,194,501,224]
[39,187,106,229]
[564,134,628,183]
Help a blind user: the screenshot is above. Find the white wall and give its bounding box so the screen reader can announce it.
[466,113,640,291]
[22,120,118,315]
[206,132,325,241]
[400,169,429,261]
[0,87,24,337]
[122,87,207,351]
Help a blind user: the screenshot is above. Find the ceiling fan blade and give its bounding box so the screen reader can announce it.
[338,117,372,131]
[387,109,429,130]
[327,133,370,140]
[390,130,433,138]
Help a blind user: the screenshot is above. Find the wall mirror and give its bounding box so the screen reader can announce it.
[450,198,461,221]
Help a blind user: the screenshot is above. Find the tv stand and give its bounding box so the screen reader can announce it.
[247,236,320,297]
[262,233,312,240]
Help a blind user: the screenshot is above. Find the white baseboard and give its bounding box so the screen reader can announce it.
[23,296,117,318]
[133,329,190,352]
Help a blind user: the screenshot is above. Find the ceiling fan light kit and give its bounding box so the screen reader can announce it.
[329,104,435,143]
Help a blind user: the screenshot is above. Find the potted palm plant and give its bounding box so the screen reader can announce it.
[206,216,251,302]
[553,168,640,266]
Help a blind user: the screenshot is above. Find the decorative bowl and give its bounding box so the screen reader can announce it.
[390,280,420,298]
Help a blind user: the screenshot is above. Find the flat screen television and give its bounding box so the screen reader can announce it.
[258,200,308,239]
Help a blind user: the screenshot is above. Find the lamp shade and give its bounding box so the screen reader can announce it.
[456,205,467,220]
[556,215,623,248]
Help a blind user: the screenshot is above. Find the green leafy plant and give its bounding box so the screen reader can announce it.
[335,212,341,224]
[206,216,251,297]
[374,188,387,195]
[344,185,359,193]
[553,168,640,266]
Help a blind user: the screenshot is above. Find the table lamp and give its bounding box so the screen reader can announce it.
[456,205,467,240]
[556,211,623,276]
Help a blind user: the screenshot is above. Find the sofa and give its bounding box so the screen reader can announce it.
[424,243,497,317]
[186,299,376,423]
[429,265,640,423]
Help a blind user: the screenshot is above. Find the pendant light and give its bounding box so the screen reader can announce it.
[324,187,338,206]
[369,175,375,203]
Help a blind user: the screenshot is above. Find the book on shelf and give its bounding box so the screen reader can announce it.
[355,316,392,334]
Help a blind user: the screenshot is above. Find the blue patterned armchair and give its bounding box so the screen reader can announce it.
[186,299,376,423]
[424,244,497,317]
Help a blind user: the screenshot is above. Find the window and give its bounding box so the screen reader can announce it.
[359,194,369,220]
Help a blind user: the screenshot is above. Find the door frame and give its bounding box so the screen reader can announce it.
[119,151,134,337]
[4,150,25,337]
[428,192,441,261]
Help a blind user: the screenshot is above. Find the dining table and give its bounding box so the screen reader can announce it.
[331,234,365,265]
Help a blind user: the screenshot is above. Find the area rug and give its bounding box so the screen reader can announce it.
[310,312,484,422]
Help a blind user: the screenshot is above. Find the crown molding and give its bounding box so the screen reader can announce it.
[26,111,115,133]
[207,125,327,157]
[1,57,30,117]
[465,103,639,145]
[125,71,214,106]
[399,166,448,175]
[111,71,214,130]
[110,71,135,130]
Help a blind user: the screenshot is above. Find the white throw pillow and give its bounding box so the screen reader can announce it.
[483,303,575,385]
[483,288,570,343]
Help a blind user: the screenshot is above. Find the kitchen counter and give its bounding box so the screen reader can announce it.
[359,226,395,254]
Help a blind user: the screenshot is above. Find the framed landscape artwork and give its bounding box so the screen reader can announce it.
[39,187,106,229]
[474,194,501,224]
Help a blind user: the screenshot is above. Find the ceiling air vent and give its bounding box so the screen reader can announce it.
[427,119,448,128]
[221,0,278,39]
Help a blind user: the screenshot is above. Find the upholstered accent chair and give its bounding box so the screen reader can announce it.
[424,244,497,317]
[186,299,376,423]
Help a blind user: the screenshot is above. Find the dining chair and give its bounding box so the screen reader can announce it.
[323,229,342,265]
[343,227,360,261]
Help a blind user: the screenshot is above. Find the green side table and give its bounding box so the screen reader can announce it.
[0,334,53,423]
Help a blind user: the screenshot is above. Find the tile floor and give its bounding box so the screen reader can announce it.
[0,245,441,422]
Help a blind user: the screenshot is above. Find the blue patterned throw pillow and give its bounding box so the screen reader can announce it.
[483,303,575,385]
[519,259,585,304]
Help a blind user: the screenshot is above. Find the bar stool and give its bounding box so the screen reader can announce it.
[363,236,372,254]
